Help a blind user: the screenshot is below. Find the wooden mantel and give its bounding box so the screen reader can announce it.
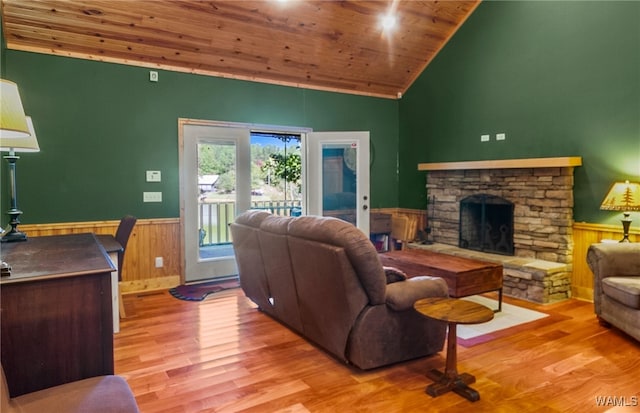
[418,156,582,171]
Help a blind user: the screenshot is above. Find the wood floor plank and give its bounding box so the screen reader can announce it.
[115,289,640,412]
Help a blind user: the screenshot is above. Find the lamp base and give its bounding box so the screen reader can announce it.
[619,214,632,243]
[1,228,27,243]
[2,207,27,243]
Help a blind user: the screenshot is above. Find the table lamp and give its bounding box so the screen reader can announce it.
[600,180,640,242]
[1,79,30,139]
[0,116,40,242]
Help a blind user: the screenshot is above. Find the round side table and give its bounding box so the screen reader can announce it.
[414,297,494,402]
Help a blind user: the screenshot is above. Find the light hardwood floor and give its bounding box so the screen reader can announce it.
[115,289,639,413]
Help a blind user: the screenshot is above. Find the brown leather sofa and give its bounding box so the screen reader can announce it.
[1,364,139,413]
[230,210,449,370]
[587,242,640,342]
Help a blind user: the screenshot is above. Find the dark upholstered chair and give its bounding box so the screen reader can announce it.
[114,215,137,318]
[115,215,137,281]
[2,364,139,413]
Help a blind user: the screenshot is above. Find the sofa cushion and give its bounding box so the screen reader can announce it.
[287,237,369,362]
[602,276,640,309]
[229,210,273,310]
[287,216,386,304]
[234,209,272,227]
[257,214,304,333]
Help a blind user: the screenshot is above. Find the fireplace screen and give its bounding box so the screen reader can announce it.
[459,194,514,255]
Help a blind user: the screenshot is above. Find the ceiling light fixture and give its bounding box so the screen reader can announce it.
[381,13,397,31]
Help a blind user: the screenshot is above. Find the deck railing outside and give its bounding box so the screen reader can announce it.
[199,200,302,246]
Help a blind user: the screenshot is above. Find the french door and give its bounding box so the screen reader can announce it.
[180,120,370,283]
[180,120,250,283]
[306,131,370,235]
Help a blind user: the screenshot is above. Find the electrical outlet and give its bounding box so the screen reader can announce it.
[155,257,163,268]
[149,71,158,82]
[481,134,490,142]
[143,192,162,202]
[496,133,506,141]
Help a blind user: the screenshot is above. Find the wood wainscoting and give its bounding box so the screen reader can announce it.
[19,218,181,294]
[19,212,424,294]
[572,222,639,301]
[21,213,632,300]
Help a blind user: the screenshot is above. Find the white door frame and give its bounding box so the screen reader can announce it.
[178,118,311,283]
[306,131,370,235]
[179,119,250,283]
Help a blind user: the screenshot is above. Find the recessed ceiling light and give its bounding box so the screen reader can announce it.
[381,14,397,31]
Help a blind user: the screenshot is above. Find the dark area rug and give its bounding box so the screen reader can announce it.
[169,278,240,301]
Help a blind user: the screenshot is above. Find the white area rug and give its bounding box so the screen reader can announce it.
[456,295,549,340]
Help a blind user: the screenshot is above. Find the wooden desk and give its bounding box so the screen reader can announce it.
[0,233,115,397]
[414,297,494,402]
[96,234,123,332]
[380,249,504,311]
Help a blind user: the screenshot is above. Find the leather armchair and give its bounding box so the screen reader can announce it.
[586,242,640,342]
[2,364,139,413]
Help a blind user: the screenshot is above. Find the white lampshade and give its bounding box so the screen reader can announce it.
[0,116,40,153]
[0,79,30,139]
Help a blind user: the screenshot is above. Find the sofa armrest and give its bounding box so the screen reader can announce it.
[385,276,448,311]
[383,266,407,284]
[587,243,640,282]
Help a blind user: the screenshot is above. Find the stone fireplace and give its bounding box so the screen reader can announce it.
[416,157,582,303]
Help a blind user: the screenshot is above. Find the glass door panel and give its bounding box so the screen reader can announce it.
[181,121,250,283]
[197,141,236,261]
[321,143,358,226]
[250,132,303,217]
[307,131,370,235]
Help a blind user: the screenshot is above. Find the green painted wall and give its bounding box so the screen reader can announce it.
[4,1,639,226]
[399,1,640,225]
[2,51,399,224]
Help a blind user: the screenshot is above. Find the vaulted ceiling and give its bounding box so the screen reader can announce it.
[1,0,479,99]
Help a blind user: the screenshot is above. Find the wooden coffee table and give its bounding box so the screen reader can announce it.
[380,249,503,311]
[414,297,494,402]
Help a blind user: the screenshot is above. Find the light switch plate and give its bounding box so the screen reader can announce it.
[481,134,490,142]
[496,133,506,141]
[146,170,161,182]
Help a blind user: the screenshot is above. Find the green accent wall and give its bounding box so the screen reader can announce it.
[3,1,639,226]
[2,51,399,224]
[399,1,640,225]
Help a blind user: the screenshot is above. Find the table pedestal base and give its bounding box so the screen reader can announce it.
[426,369,480,402]
[425,321,482,402]
[414,298,494,403]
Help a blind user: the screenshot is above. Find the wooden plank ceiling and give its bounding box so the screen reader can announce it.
[1,0,479,99]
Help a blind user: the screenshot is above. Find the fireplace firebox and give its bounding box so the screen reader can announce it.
[459,194,514,256]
